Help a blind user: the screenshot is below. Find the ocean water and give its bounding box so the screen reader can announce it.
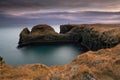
[0,26,81,66]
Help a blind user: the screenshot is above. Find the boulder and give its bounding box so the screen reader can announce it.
[82,72,96,80]
[70,65,79,71]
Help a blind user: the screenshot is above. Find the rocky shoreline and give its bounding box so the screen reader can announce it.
[1,24,120,80]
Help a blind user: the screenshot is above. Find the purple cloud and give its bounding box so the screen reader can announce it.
[0,0,120,26]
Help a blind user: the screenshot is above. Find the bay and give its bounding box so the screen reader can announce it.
[0,26,81,66]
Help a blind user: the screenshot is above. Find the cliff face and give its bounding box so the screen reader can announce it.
[60,24,77,34]
[60,24,120,50]
[18,24,120,51]
[18,24,67,47]
[1,44,120,80]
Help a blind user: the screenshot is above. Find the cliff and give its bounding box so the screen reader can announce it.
[1,44,120,80]
[18,24,74,47]
[18,24,120,50]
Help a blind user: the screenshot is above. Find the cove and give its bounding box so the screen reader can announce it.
[0,27,82,66]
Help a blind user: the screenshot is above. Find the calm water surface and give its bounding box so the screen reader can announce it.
[0,26,81,66]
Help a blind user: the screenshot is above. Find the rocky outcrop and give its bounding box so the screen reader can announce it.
[1,44,120,80]
[60,24,77,34]
[61,24,120,50]
[18,24,120,51]
[31,24,55,33]
[18,28,30,44]
[19,24,56,45]
[18,24,71,47]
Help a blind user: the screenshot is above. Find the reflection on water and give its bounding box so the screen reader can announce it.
[0,27,81,66]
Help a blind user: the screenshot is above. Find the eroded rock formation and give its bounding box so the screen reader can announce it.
[18,24,120,51]
[18,24,75,47]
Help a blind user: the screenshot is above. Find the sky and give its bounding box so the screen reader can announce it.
[0,0,120,27]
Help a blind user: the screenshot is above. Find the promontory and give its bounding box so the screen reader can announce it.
[18,24,120,50]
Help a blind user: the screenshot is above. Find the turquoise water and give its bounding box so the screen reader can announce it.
[0,27,81,66]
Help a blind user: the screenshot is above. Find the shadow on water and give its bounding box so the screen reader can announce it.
[19,44,81,66]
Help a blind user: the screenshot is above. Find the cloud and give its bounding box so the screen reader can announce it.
[0,0,120,26]
[0,0,120,15]
[0,11,119,26]
[0,0,120,17]
[7,11,120,21]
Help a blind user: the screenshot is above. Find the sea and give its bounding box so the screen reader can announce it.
[0,25,81,66]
